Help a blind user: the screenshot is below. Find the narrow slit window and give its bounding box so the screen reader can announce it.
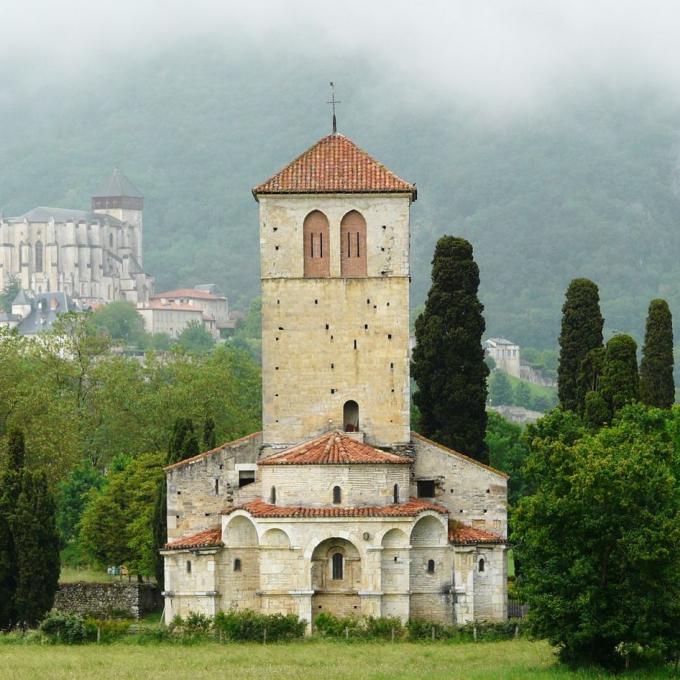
[393,484,399,504]
[270,486,277,504]
[310,233,315,257]
[356,232,360,257]
[332,553,343,580]
[347,231,351,258]
[234,558,242,572]
[427,559,435,574]
[333,486,342,504]
[479,558,485,573]
[214,479,219,495]
[320,233,323,258]
[186,560,192,574]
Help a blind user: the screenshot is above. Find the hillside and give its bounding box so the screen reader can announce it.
[2,42,680,348]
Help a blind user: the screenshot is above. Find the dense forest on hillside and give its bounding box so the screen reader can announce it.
[2,42,680,349]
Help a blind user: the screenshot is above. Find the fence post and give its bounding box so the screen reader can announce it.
[391,628,395,643]
[431,626,435,641]
[263,628,267,645]
[473,625,477,642]
[97,626,101,643]
[345,626,349,640]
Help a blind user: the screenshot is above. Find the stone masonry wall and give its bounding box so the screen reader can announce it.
[53,582,162,619]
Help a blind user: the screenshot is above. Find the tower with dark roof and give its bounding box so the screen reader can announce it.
[92,168,144,266]
[253,133,417,449]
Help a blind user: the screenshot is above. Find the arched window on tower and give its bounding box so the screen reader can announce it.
[340,210,367,277]
[34,241,43,273]
[343,400,359,432]
[332,486,342,504]
[303,210,330,277]
[393,484,400,504]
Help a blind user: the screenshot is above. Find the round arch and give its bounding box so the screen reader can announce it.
[340,210,367,277]
[303,210,330,278]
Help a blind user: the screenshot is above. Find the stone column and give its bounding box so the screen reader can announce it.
[288,590,314,633]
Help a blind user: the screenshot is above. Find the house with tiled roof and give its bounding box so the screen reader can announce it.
[161,127,508,629]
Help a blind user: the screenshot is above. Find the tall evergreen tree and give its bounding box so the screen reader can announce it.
[489,371,513,406]
[11,470,60,626]
[557,279,604,412]
[639,299,675,408]
[203,417,217,450]
[0,429,25,629]
[600,334,639,416]
[412,236,489,463]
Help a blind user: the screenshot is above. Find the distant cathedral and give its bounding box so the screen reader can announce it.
[0,169,153,304]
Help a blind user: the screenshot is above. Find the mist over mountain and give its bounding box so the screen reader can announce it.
[2,37,680,348]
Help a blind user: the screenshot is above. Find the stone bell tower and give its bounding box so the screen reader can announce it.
[253,132,417,449]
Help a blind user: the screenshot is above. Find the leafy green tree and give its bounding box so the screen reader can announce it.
[514,381,532,409]
[11,470,60,627]
[489,371,513,405]
[56,459,104,547]
[583,390,610,429]
[412,237,489,463]
[639,299,675,408]
[80,452,164,578]
[0,429,25,629]
[514,406,680,669]
[485,412,530,507]
[531,394,551,413]
[231,297,262,361]
[557,279,604,412]
[0,276,20,314]
[177,321,215,355]
[600,334,639,416]
[89,301,147,347]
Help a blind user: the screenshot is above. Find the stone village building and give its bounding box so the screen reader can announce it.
[0,169,153,304]
[161,132,509,628]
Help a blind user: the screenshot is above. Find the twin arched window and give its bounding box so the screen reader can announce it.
[303,210,367,278]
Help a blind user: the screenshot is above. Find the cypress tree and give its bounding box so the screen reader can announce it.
[489,371,513,406]
[0,429,25,629]
[412,236,489,463]
[203,417,217,450]
[639,299,675,408]
[576,346,605,416]
[11,470,60,627]
[600,334,639,416]
[558,279,604,412]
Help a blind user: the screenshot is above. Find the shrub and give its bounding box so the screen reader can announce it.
[214,609,305,642]
[84,618,131,642]
[39,611,96,644]
[407,618,526,642]
[313,613,404,640]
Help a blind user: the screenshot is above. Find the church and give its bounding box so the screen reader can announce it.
[161,130,508,628]
[0,169,153,304]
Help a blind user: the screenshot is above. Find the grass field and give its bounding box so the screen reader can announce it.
[0,640,672,680]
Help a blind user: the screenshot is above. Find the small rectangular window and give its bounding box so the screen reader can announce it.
[239,470,255,488]
[186,560,192,574]
[417,480,436,498]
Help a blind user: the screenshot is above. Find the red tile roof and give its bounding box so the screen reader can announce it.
[259,431,410,466]
[152,288,224,300]
[140,302,203,313]
[223,498,446,519]
[252,134,416,199]
[448,521,505,545]
[164,526,222,550]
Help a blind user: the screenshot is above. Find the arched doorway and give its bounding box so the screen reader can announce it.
[343,400,359,432]
[311,538,361,620]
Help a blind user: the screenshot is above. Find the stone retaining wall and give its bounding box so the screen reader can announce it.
[53,582,162,619]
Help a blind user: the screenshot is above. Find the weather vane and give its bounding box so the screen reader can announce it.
[327,82,341,134]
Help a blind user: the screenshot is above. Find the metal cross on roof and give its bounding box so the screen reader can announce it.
[327,82,341,134]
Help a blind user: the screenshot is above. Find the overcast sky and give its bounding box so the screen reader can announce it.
[3,0,680,111]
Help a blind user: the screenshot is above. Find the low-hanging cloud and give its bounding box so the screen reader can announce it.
[4,0,680,111]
